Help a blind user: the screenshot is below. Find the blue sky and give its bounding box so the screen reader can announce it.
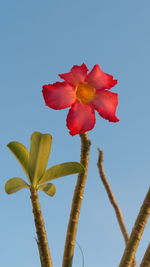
[0,0,150,266]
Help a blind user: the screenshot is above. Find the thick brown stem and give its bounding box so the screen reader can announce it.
[62,132,91,267]
[30,186,53,267]
[119,187,150,267]
[97,149,136,267]
[140,243,150,267]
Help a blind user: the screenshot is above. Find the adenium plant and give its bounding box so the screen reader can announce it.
[42,63,120,266]
[5,131,84,267]
[5,63,149,267]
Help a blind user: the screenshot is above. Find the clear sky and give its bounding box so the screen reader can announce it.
[0,0,150,266]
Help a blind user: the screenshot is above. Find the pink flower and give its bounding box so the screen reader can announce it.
[42,64,119,136]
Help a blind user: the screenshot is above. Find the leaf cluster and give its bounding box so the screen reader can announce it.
[5,132,84,196]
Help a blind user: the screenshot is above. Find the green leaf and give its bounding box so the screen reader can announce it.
[38,183,56,196]
[7,141,30,181]
[39,162,84,184]
[28,132,52,185]
[5,178,29,194]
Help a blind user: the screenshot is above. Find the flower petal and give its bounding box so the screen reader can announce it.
[92,90,119,122]
[66,101,96,136]
[42,82,76,110]
[86,64,117,90]
[59,64,88,87]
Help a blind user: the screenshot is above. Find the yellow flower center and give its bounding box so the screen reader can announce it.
[76,83,95,104]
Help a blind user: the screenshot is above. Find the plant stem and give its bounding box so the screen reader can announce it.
[35,238,45,267]
[97,149,136,267]
[62,132,91,267]
[140,243,150,267]
[97,149,129,243]
[30,186,53,267]
[119,187,150,267]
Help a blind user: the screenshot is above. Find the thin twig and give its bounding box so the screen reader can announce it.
[97,149,129,243]
[62,133,91,267]
[76,240,85,267]
[97,149,136,267]
[119,187,150,267]
[140,243,150,267]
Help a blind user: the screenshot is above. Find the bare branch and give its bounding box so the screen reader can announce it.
[119,187,150,267]
[140,243,150,267]
[97,149,136,267]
